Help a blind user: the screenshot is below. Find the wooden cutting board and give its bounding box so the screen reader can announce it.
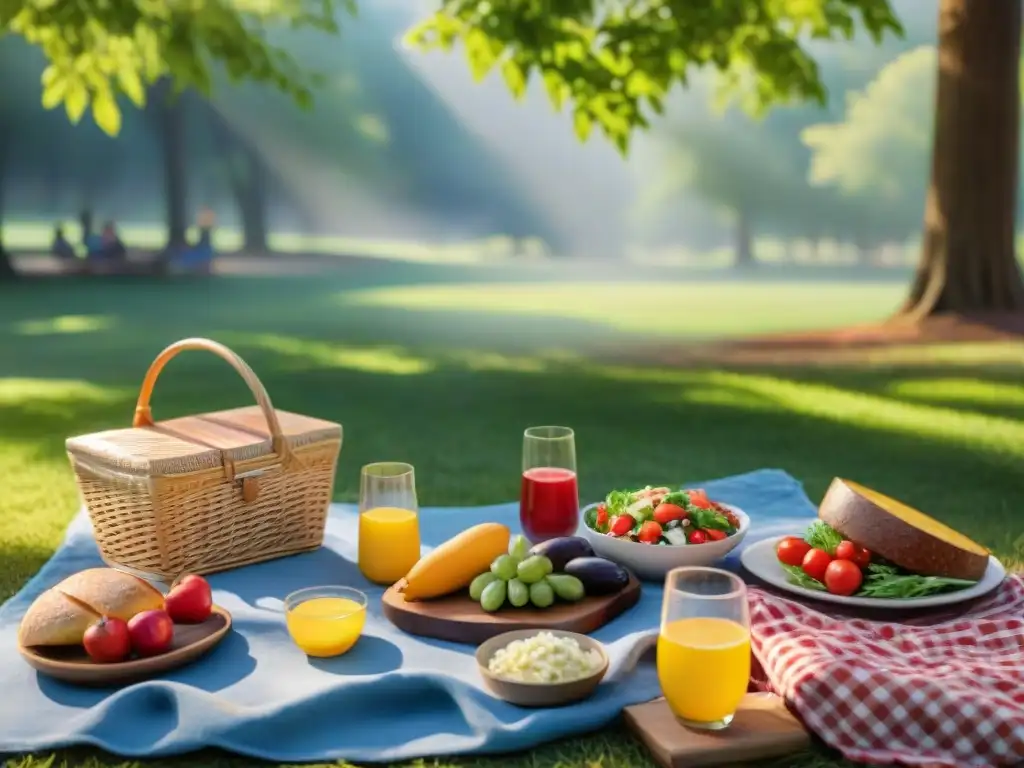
[624,693,810,768]
[382,574,642,644]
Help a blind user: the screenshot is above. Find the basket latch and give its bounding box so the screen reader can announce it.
[234,468,265,503]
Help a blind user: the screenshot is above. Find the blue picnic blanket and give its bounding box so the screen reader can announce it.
[0,468,816,762]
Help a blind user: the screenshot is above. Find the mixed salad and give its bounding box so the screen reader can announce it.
[584,486,740,546]
[776,521,979,599]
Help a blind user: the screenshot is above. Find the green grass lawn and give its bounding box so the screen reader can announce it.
[1,263,1022,768]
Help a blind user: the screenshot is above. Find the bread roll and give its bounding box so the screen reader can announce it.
[819,478,990,581]
[18,568,165,647]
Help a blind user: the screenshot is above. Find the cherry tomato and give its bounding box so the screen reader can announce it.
[853,548,872,569]
[609,515,633,537]
[824,559,864,596]
[687,489,713,509]
[653,503,687,525]
[706,529,728,541]
[637,520,663,544]
[801,548,832,582]
[688,530,708,544]
[834,540,872,569]
[595,504,609,529]
[776,536,812,567]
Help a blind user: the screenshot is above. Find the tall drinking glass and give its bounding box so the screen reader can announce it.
[358,462,421,585]
[658,567,751,730]
[519,426,578,543]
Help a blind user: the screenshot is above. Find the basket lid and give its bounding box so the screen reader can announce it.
[66,406,341,477]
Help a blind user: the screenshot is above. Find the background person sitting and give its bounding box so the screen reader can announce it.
[51,225,82,274]
[99,221,127,263]
[51,225,77,261]
[171,208,217,274]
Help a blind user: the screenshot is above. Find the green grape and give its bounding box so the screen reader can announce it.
[480,579,507,612]
[529,579,555,609]
[508,534,531,560]
[507,578,529,607]
[516,555,553,584]
[490,554,518,580]
[469,572,499,600]
[546,574,585,602]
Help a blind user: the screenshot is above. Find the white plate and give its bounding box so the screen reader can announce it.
[740,536,1006,609]
[578,502,749,581]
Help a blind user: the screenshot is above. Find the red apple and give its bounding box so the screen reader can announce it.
[83,617,131,663]
[165,574,213,623]
[127,609,174,657]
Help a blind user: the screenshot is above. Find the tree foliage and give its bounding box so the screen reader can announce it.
[802,46,933,210]
[405,0,904,153]
[0,0,351,136]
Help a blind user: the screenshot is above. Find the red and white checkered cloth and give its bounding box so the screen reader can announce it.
[747,575,1024,767]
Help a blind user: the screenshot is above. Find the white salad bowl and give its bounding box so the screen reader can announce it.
[577,502,750,581]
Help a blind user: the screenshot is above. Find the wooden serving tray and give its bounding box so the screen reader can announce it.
[383,575,642,644]
[624,693,810,768]
[19,605,232,687]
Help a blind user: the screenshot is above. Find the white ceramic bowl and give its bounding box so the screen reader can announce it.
[577,502,750,581]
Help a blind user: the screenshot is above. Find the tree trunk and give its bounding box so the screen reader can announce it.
[900,0,1024,318]
[734,209,754,267]
[205,107,269,253]
[153,79,189,251]
[232,148,268,254]
[0,126,16,280]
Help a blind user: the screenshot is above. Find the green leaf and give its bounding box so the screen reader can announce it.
[116,67,146,107]
[573,109,592,142]
[41,72,67,109]
[64,81,88,124]
[781,564,826,591]
[501,58,527,99]
[542,69,568,111]
[91,87,122,136]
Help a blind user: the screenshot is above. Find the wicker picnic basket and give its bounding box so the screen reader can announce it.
[65,338,343,581]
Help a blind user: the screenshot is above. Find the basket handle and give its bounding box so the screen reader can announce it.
[132,338,288,458]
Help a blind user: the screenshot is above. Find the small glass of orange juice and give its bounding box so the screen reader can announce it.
[657,567,751,731]
[284,586,367,657]
[358,462,421,586]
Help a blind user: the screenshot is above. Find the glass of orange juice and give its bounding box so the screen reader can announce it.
[657,567,751,730]
[285,586,367,657]
[358,462,421,586]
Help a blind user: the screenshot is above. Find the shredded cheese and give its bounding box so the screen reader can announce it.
[487,632,603,683]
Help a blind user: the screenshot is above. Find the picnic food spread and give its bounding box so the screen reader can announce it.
[775,479,990,598]
[586,486,740,545]
[15,338,1014,768]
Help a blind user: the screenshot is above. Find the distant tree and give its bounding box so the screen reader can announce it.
[644,113,811,266]
[1,0,349,135]
[801,46,935,254]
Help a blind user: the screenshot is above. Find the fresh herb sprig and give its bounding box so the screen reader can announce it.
[859,572,976,599]
[781,564,826,591]
[804,521,843,556]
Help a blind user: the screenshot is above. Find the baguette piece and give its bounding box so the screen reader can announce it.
[18,568,165,647]
[819,478,990,581]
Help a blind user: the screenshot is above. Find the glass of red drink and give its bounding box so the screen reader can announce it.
[520,426,579,543]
